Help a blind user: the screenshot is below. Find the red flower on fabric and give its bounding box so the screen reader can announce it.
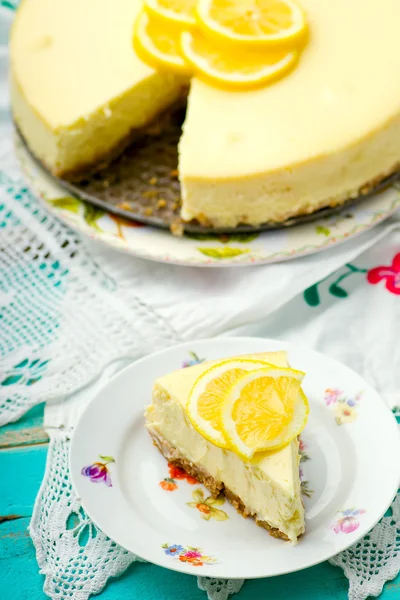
[367,253,400,295]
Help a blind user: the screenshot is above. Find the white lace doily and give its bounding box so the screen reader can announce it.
[30,426,244,600]
[198,578,245,600]
[0,170,180,427]
[29,430,137,599]
[330,493,400,600]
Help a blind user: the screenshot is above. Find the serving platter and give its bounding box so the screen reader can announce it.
[16,130,400,266]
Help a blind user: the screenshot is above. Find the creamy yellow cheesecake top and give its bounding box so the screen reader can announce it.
[146,351,305,542]
[11,0,400,227]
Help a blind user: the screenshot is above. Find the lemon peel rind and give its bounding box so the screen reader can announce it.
[133,12,192,75]
[196,0,308,48]
[144,0,197,29]
[180,31,299,91]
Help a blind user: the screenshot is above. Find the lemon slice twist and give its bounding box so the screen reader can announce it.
[220,367,309,460]
[186,358,309,460]
[133,1,308,96]
[181,30,298,90]
[133,11,192,75]
[145,0,198,28]
[186,358,277,448]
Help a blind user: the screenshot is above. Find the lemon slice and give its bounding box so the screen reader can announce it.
[221,367,308,460]
[181,31,298,90]
[186,358,276,448]
[196,0,307,48]
[145,0,197,28]
[133,12,192,75]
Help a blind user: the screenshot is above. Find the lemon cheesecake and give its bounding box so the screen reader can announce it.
[145,352,306,542]
[11,0,400,227]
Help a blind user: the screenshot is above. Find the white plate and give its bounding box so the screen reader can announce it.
[17,134,400,267]
[70,337,400,579]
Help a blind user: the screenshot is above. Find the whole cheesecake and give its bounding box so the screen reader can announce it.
[11,0,400,228]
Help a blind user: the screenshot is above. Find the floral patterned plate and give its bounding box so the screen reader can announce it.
[17,134,400,267]
[70,337,400,579]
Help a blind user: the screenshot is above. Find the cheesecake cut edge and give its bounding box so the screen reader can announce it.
[146,374,305,543]
[149,426,295,542]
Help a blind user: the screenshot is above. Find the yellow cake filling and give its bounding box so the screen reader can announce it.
[145,352,305,542]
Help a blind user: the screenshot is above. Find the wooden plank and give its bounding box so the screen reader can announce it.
[0,427,49,448]
[0,445,47,517]
[0,404,48,449]
[387,581,400,591]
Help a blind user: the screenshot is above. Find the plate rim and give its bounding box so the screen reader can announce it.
[69,337,400,579]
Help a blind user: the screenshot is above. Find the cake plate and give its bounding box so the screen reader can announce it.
[16,132,400,266]
[70,337,400,579]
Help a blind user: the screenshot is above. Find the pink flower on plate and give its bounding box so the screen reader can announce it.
[324,388,343,406]
[81,455,115,487]
[184,550,202,559]
[298,436,310,462]
[334,517,359,534]
[367,252,400,295]
[162,544,217,566]
[333,509,366,534]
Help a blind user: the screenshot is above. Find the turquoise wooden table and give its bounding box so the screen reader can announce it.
[1,406,399,600]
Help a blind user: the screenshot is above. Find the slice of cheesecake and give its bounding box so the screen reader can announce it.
[145,351,305,542]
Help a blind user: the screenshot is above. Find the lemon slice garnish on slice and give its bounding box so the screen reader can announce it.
[186,358,277,449]
[145,0,197,29]
[181,30,298,90]
[220,366,308,460]
[196,0,307,48]
[133,12,192,75]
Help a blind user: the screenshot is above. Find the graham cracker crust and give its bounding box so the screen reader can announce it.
[54,96,188,182]
[149,428,291,541]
